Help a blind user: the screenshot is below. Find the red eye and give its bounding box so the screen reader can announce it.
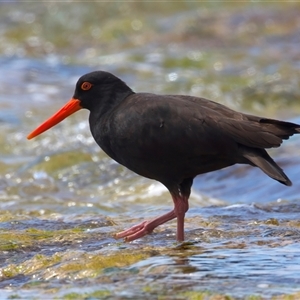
[81,82,92,91]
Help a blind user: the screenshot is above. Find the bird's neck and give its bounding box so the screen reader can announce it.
[92,82,135,117]
[88,86,134,132]
[88,87,134,158]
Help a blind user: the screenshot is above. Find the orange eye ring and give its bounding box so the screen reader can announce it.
[81,82,92,91]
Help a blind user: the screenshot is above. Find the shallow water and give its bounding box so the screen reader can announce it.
[0,2,300,299]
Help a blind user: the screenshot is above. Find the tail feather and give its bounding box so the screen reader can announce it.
[259,118,300,140]
[219,118,300,149]
[242,147,292,186]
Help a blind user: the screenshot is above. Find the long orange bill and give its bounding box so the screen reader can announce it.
[27,98,82,140]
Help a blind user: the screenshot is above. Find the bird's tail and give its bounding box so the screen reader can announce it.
[242,147,292,186]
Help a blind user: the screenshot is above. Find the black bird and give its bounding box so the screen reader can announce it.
[28,71,300,242]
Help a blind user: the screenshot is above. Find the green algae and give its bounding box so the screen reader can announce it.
[0,211,24,223]
[273,293,300,300]
[0,232,36,251]
[162,55,208,70]
[57,250,152,278]
[59,290,300,300]
[1,253,62,278]
[61,291,111,300]
[55,290,300,300]
[0,249,154,282]
[31,151,93,175]
[264,218,280,226]
[7,295,21,300]
[0,227,84,251]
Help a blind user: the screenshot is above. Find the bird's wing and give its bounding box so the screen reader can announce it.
[111,94,238,159]
[171,94,299,149]
[215,117,283,148]
[111,93,298,159]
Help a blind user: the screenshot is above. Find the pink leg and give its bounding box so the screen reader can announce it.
[173,194,189,242]
[114,192,189,242]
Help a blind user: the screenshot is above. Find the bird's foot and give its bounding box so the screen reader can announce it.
[114,210,176,242]
[114,220,153,242]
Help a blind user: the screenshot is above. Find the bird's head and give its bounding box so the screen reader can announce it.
[27,71,132,140]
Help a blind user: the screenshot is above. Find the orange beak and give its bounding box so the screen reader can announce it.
[27,98,82,140]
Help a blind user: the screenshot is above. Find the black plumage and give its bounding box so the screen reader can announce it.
[28,71,300,242]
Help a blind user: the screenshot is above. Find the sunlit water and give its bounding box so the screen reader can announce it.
[0,3,300,299]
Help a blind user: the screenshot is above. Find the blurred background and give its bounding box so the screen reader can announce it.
[1,2,300,299]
